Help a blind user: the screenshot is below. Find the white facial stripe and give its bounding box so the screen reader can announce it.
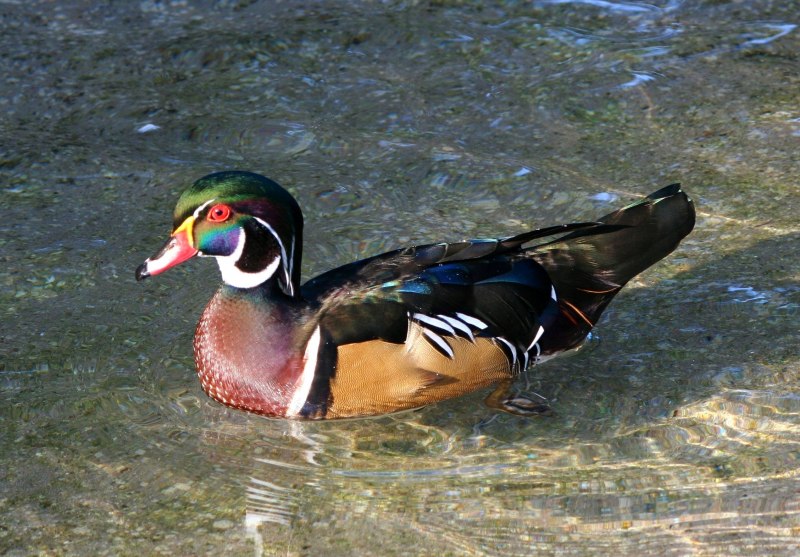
[193,198,216,219]
[289,234,296,291]
[551,285,558,301]
[254,217,294,296]
[286,326,321,417]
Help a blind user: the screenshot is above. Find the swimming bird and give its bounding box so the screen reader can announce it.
[136,171,694,419]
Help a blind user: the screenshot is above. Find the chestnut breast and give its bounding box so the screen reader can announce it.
[193,288,305,416]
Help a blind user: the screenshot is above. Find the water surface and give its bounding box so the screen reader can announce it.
[2,1,799,555]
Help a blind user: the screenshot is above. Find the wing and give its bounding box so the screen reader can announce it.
[298,244,576,419]
[293,185,694,418]
[301,221,601,301]
[528,184,696,353]
[300,221,604,368]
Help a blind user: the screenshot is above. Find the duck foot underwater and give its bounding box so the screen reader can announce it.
[137,171,695,420]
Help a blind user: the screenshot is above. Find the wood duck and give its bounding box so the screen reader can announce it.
[136,171,695,420]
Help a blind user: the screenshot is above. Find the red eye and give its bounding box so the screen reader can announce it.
[207,204,232,222]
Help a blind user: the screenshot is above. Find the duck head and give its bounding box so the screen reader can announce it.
[136,171,303,296]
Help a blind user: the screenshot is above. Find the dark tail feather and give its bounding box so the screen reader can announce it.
[531,184,695,353]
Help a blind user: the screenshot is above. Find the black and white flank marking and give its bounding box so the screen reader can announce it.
[408,307,549,374]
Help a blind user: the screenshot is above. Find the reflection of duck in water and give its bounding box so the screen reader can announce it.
[137,171,695,419]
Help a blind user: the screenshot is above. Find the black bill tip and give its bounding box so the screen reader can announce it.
[135,262,150,282]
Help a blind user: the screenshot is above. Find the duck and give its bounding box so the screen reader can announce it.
[136,171,695,419]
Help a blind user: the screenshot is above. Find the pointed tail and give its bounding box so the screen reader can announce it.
[531,184,696,353]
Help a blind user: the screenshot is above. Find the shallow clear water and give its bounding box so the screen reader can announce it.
[2,1,799,555]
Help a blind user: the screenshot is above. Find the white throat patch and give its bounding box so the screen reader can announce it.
[213,228,281,289]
